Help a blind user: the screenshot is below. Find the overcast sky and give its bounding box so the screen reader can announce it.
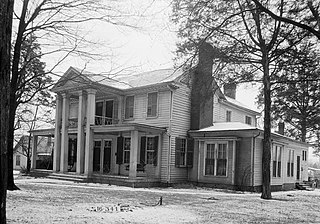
[41,0,260,111]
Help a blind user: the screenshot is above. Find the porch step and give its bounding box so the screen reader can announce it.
[91,174,161,188]
[29,170,161,188]
[30,170,88,183]
[295,182,315,191]
[47,173,88,183]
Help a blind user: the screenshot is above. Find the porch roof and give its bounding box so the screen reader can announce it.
[29,128,55,136]
[92,123,166,135]
[189,122,310,147]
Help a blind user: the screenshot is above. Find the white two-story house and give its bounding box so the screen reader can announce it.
[30,43,309,191]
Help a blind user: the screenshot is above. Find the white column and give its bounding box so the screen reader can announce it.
[60,93,69,172]
[84,89,96,175]
[53,94,62,172]
[31,135,38,169]
[76,91,86,174]
[118,96,123,124]
[129,130,139,178]
[155,133,162,178]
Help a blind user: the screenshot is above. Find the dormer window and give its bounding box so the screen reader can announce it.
[245,116,252,125]
[147,92,158,117]
[226,110,232,122]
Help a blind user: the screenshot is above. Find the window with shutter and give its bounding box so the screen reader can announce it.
[175,137,193,168]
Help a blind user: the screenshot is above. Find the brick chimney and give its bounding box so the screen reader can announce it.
[224,83,236,99]
[190,42,215,130]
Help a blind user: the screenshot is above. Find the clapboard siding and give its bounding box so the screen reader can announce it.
[217,103,256,126]
[213,94,221,123]
[253,138,263,186]
[123,90,171,127]
[168,84,191,182]
[235,138,253,187]
[254,137,309,187]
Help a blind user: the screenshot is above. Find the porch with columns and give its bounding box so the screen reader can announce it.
[50,87,165,181]
[53,88,97,175]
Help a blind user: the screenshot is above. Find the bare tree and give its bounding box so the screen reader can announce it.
[252,0,320,39]
[0,0,14,221]
[172,0,305,199]
[7,0,134,190]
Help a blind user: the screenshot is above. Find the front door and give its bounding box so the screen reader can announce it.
[297,156,301,180]
[93,140,101,172]
[68,138,77,172]
[103,140,112,173]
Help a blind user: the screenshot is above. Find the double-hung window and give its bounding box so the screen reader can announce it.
[272,145,282,177]
[302,150,307,161]
[16,155,21,166]
[123,138,131,164]
[146,137,156,164]
[245,116,252,125]
[147,92,158,117]
[175,138,194,168]
[125,96,134,119]
[226,111,232,122]
[287,150,294,177]
[205,142,228,176]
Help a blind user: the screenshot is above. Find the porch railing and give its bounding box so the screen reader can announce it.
[95,115,119,125]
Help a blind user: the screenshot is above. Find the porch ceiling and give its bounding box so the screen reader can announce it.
[92,123,166,135]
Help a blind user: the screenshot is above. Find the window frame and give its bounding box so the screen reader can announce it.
[226,110,232,122]
[16,155,21,166]
[287,150,294,177]
[123,137,131,164]
[302,150,307,161]
[147,92,158,118]
[145,136,156,164]
[175,137,194,168]
[204,141,228,177]
[176,138,187,166]
[125,95,135,119]
[245,116,252,125]
[272,145,282,178]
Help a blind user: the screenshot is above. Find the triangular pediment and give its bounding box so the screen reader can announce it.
[51,67,91,92]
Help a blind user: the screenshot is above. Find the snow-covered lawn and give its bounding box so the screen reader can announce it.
[6,177,320,223]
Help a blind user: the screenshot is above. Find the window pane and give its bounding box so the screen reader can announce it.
[147,92,157,117]
[146,137,155,164]
[273,161,277,177]
[125,96,134,119]
[205,158,214,175]
[217,159,227,176]
[124,138,131,163]
[205,144,215,175]
[277,161,281,177]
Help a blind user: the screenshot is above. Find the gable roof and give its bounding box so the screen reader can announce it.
[52,67,184,92]
[223,96,261,115]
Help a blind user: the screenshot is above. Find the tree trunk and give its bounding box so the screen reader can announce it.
[301,118,307,143]
[0,0,15,222]
[261,52,272,199]
[7,0,29,191]
[7,100,20,191]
